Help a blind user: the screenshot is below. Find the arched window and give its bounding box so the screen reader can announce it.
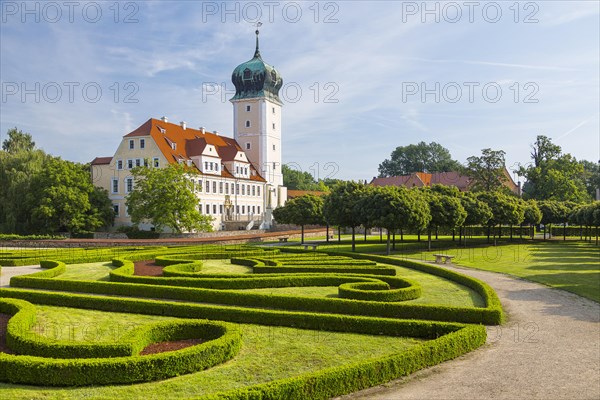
[243,68,252,80]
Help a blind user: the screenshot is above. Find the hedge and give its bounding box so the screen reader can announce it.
[309,249,505,324]
[10,266,499,325]
[0,298,242,386]
[234,257,397,276]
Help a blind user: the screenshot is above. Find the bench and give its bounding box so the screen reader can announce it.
[303,244,318,251]
[433,254,455,264]
[278,237,288,243]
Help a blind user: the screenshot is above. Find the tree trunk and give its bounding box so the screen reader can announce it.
[326,224,329,243]
[452,229,455,241]
[392,231,396,250]
[338,226,341,242]
[519,223,523,240]
[386,230,391,255]
[435,227,439,240]
[351,227,356,252]
[563,223,566,241]
[380,227,383,243]
[301,225,305,244]
[400,228,404,241]
[579,225,582,241]
[510,224,513,241]
[487,226,491,243]
[428,229,432,251]
[364,227,367,242]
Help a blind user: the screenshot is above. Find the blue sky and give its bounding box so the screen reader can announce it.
[1,1,599,182]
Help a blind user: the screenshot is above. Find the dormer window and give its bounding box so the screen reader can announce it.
[171,143,176,150]
[158,127,166,134]
[243,68,252,80]
[271,70,277,81]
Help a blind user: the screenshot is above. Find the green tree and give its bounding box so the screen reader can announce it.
[282,164,319,190]
[29,158,107,233]
[126,163,213,233]
[521,200,542,239]
[2,127,35,153]
[459,193,493,244]
[464,148,508,192]
[378,141,461,177]
[367,186,430,254]
[579,160,600,200]
[323,181,366,251]
[423,189,466,250]
[477,191,524,242]
[273,194,324,243]
[89,186,116,230]
[519,136,590,202]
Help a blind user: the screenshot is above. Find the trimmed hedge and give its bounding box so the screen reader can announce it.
[0,298,242,386]
[233,257,397,276]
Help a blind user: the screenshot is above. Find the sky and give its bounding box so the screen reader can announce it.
[1,0,599,183]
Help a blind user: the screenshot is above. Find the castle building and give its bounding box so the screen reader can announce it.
[91,30,287,231]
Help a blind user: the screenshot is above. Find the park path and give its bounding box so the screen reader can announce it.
[0,265,42,288]
[337,265,600,400]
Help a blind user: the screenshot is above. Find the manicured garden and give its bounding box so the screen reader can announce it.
[0,244,499,398]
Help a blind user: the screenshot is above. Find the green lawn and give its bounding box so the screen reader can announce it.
[397,241,600,303]
[1,306,423,399]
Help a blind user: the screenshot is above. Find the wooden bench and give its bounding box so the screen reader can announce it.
[433,254,455,264]
[303,244,318,251]
[278,237,288,243]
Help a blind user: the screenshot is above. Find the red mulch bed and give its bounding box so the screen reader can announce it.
[134,260,164,276]
[0,313,15,354]
[140,338,205,355]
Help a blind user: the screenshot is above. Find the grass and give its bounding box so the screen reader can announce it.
[393,241,600,303]
[1,305,423,399]
[59,262,115,281]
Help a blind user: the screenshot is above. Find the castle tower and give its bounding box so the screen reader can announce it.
[231,28,286,210]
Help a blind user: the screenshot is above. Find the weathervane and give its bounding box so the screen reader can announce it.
[254,21,262,57]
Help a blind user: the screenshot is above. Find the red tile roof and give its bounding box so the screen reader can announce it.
[91,157,112,165]
[123,118,266,182]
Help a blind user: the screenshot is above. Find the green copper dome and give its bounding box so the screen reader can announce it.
[231,30,283,105]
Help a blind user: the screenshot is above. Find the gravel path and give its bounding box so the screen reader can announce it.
[0,265,43,288]
[338,265,600,400]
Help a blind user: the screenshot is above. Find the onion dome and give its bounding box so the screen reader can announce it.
[231,29,283,104]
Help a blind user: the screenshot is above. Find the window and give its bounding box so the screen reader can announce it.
[236,184,239,195]
[219,204,223,214]
[242,205,245,214]
[273,162,276,171]
[215,164,219,172]
[273,144,276,151]
[252,206,256,214]
[246,105,251,112]
[143,158,149,167]
[213,204,217,214]
[258,206,261,214]
[212,181,216,193]
[252,186,256,196]
[140,139,145,149]
[272,107,275,114]
[206,204,210,214]
[126,178,133,193]
[153,157,159,168]
[205,180,210,193]
[236,205,239,214]
[117,160,123,170]
[225,182,229,194]
[236,166,239,174]
[272,123,276,130]
[246,143,251,150]
[135,159,141,167]
[247,185,250,195]
[219,182,223,194]
[127,159,133,169]
[245,120,250,128]
[243,68,251,79]
[129,139,134,149]
[198,180,203,192]
[205,162,209,171]
[113,204,119,216]
[111,178,119,194]
[245,167,248,175]
[199,204,203,214]
[242,185,245,196]
[257,186,261,196]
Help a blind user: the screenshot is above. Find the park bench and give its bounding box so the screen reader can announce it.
[433,254,455,264]
[278,237,288,243]
[303,244,318,251]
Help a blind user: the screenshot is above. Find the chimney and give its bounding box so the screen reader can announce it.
[180,121,187,130]
[213,130,219,136]
[161,116,168,123]
[199,127,205,134]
